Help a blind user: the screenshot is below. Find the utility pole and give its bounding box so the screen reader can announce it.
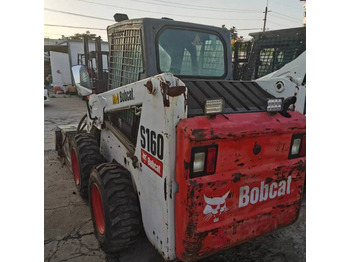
[263,0,270,32]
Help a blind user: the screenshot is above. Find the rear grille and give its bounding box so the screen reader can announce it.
[183,80,273,117]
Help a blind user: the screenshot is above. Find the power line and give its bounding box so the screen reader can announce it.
[236,28,262,31]
[267,20,290,27]
[44,32,65,36]
[75,0,262,21]
[270,14,301,24]
[272,11,301,21]
[44,24,106,30]
[156,0,260,11]
[45,8,114,22]
[128,0,261,13]
[269,0,301,11]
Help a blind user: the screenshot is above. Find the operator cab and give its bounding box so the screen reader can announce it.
[106,16,232,91]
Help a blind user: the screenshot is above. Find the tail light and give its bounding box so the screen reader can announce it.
[190,145,218,178]
[289,133,306,159]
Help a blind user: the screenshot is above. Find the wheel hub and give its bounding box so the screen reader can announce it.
[71,148,80,185]
[91,183,105,234]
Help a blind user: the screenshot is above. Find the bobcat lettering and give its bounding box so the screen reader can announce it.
[239,176,292,208]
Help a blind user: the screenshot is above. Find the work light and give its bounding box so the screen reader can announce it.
[266,98,283,112]
[204,98,224,115]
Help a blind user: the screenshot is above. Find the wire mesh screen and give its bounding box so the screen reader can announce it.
[254,39,303,79]
[232,41,252,80]
[109,29,143,89]
[181,40,225,76]
[235,42,251,61]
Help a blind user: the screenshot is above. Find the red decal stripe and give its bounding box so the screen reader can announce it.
[141,149,163,177]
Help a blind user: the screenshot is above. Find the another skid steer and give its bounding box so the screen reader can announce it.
[56,15,306,261]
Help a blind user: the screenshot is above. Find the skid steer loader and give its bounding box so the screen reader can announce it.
[232,27,306,114]
[56,14,306,261]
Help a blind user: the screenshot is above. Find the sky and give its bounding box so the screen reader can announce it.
[44,0,305,41]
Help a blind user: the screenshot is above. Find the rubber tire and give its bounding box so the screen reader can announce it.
[89,163,141,253]
[71,133,104,198]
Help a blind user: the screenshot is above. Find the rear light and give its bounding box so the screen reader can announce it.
[206,147,217,173]
[300,135,306,156]
[289,133,306,159]
[291,138,302,155]
[193,152,205,173]
[190,145,218,178]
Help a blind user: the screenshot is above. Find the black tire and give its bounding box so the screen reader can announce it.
[71,133,104,198]
[89,163,141,253]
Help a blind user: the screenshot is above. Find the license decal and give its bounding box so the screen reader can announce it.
[140,125,164,177]
[141,149,163,177]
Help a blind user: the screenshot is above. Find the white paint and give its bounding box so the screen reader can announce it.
[95,73,187,260]
[203,191,230,223]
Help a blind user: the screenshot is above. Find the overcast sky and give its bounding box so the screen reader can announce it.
[44,0,305,40]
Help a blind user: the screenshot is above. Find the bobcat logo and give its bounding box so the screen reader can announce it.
[203,191,230,223]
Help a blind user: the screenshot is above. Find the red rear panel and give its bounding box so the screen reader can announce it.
[175,112,306,261]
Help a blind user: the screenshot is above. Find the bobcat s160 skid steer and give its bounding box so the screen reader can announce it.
[56,14,306,261]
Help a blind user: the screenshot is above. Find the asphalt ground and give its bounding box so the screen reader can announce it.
[44,94,306,262]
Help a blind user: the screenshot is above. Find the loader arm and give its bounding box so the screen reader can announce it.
[86,73,186,131]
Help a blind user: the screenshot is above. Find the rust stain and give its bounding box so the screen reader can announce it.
[191,129,208,140]
[161,81,187,107]
[273,200,301,209]
[126,152,138,168]
[189,180,197,187]
[144,80,154,94]
[160,82,170,107]
[184,160,190,170]
[265,177,273,184]
[233,173,245,182]
[167,85,186,97]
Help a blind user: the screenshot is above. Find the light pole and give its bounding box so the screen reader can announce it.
[263,0,270,32]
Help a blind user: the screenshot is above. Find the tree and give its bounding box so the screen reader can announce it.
[59,32,98,40]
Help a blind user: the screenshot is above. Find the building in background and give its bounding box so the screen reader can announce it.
[44,38,109,91]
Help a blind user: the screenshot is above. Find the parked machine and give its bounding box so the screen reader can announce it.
[233,27,306,114]
[233,27,306,81]
[56,14,306,261]
[77,36,109,95]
